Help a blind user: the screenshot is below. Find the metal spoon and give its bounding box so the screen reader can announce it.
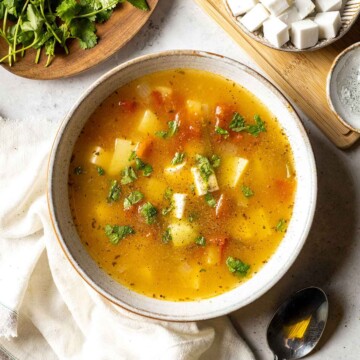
[267,287,328,360]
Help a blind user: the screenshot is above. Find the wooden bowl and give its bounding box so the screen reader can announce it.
[225,0,360,52]
[48,50,317,321]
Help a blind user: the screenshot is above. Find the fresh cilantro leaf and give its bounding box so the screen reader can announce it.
[127,0,150,11]
[107,180,121,203]
[161,205,174,216]
[171,152,186,165]
[195,236,206,246]
[97,166,105,175]
[247,115,266,137]
[140,202,157,224]
[195,155,214,182]
[123,190,144,210]
[204,193,216,208]
[135,157,146,170]
[215,126,229,138]
[155,119,179,139]
[69,18,97,49]
[128,150,136,161]
[162,228,172,244]
[0,3,5,19]
[104,224,135,245]
[275,219,287,232]
[143,164,153,176]
[210,154,221,168]
[229,112,247,132]
[241,185,254,198]
[74,166,83,175]
[133,155,153,176]
[226,256,250,276]
[164,187,173,201]
[3,0,22,16]
[56,0,81,23]
[121,166,137,185]
[21,4,44,33]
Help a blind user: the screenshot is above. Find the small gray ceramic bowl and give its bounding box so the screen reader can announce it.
[327,42,360,133]
[48,50,317,321]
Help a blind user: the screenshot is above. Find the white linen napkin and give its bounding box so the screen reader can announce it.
[0,116,255,360]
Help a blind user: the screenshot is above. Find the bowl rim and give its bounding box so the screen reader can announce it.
[224,0,360,52]
[326,41,360,133]
[47,49,317,321]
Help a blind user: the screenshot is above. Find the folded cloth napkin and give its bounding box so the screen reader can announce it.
[0,116,255,360]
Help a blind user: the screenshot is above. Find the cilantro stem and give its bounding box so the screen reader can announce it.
[35,48,41,64]
[74,2,118,19]
[0,37,39,63]
[2,8,7,35]
[0,29,11,47]
[12,0,30,63]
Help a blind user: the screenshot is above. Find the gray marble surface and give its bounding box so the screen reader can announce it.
[1,0,359,359]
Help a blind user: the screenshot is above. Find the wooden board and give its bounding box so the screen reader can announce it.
[195,0,360,149]
[0,0,158,80]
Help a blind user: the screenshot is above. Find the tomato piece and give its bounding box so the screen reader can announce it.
[274,179,295,201]
[136,137,154,159]
[119,100,137,113]
[208,236,228,262]
[215,194,231,219]
[151,90,164,107]
[215,104,235,128]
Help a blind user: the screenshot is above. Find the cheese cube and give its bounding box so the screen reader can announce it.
[294,0,315,19]
[108,138,136,176]
[291,19,319,49]
[219,156,249,188]
[168,221,197,247]
[263,18,289,47]
[173,193,187,219]
[315,0,342,12]
[261,0,291,16]
[191,167,219,196]
[314,11,341,39]
[227,0,258,16]
[240,4,270,32]
[277,6,301,27]
[138,109,162,135]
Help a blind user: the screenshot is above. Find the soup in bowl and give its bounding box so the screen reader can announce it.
[48,51,316,321]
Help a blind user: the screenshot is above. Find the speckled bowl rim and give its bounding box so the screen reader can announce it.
[326,41,360,133]
[47,50,317,321]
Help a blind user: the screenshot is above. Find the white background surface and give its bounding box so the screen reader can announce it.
[1,0,359,359]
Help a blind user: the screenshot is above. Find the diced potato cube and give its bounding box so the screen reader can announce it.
[154,86,173,97]
[142,178,168,204]
[186,100,202,115]
[108,138,136,176]
[169,221,197,247]
[138,109,163,135]
[191,167,219,196]
[205,245,221,265]
[219,156,249,188]
[90,146,112,171]
[249,208,273,239]
[173,193,187,219]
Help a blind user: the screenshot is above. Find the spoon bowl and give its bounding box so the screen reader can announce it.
[267,287,328,360]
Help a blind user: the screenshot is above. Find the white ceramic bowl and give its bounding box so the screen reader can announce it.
[48,50,317,321]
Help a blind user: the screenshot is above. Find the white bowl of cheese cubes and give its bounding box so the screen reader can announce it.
[226,0,360,50]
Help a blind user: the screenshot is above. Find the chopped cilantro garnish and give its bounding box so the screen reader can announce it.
[229,112,266,137]
[128,151,137,161]
[162,205,174,216]
[275,219,287,232]
[241,185,254,198]
[143,164,153,176]
[247,115,266,136]
[164,187,173,201]
[210,154,221,168]
[96,166,105,176]
[229,113,247,132]
[123,191,144,210]
[215,126,229,138]
[195,155,214,182]
[195,236,206,246]
[135,157,146,170]
[121,167,137,185]
[107,180,121,203]
[171,152,186,165]
[133,156,153,176]
[155,119,179,139]
[204,193,216,207]
[104,224,135,245]
[162,228,172,243]
[140,202,158,224]
[226,256,250,276]
[74,166,83,175]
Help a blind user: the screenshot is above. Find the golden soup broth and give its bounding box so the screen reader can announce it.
[69,69,296,301]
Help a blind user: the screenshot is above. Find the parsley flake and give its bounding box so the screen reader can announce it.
[74,166,83,175]
[210,154,221,168]
[140,202,158,224]
[104,224,135,245]
[215,126,229,138]
[229,113,247,132]
[97,166,105,176]
[195,236,206,246]
[171,152,186,165]
[121,167,137,185]
[162,228,172,244]
[107,180,121,203]
[155,119,179,139]
[241,185,254,198]
[275,219,287,232]
[195,155,214,182]
[123,191,144,210]
[226,257,250,276]
[204,193,216,208]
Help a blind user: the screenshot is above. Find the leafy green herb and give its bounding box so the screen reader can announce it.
[161,205,174,216]
[128,151,136,161]
[241,185,254,198]
[134,156,153,176]
[171,152,186,165]
[164,187,173,201]
[215,126,229,138]
[226,257,250,276]
[0,0,150,67]
[247,115,266,136]
[143,164,153,176]
[229,113,247,132]
[140,202,157,224]
[162,228,172,243]
[121,167,137,185]
[204,193,216,208]
[210,154,221,168]
[74,166,83,175]
[195,155,214,182]
[275,219,287,232]
[107,180,121,203]
[104,224,135,245]
[97,166,105,176]
[162,187,174,215]
[229,112,266,137]
[195,236,206,246]
[155,119,179,139]
[123,190,144,210]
